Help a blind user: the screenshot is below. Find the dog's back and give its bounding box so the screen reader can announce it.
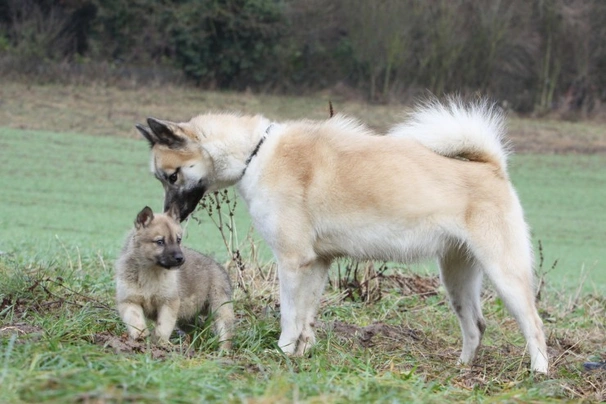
[176,246,233,320]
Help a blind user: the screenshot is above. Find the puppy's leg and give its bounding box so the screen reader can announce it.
[153,300,180,344]
[209,294,235,351]
[439,247,486,366]
[118,302,149,340]
[277,256,330,356]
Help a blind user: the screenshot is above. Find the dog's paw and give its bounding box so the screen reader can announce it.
[277,343,296,356]
[128,328,150,341]
[157,340,174,349]
[293,328,316,356]
[151,333,173,347]
[218,340,232,352]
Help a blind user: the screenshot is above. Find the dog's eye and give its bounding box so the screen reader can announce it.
[168,172,178,184]
[155,239,165,246]
[177,236,182,244]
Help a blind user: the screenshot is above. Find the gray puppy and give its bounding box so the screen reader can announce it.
[115,206,234,350]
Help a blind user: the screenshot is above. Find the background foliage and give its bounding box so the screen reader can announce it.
[1,0,605,112]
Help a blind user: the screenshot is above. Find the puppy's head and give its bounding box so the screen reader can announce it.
[136,119,212,222]
[133,206,185,269]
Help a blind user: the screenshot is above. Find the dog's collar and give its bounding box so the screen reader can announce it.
[241,123,274,178]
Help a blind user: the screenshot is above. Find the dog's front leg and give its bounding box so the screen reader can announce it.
[277,256,330,356]
[118,302,149,340]
[153,300,180,345]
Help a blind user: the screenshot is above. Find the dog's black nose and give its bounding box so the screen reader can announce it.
[174,254,184,264]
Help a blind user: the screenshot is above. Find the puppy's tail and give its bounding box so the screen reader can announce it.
[388,97,510,175]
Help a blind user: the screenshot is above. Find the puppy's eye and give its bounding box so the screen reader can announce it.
[155,239,165,246]
[177,236,182,244]
[168,172,178,184]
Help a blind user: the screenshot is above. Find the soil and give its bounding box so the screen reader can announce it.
[0,323,44,340]
[92,331,197,359]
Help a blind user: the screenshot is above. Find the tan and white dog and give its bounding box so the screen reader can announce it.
[136,99,549,373]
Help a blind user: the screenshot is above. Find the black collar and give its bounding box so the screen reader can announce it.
[241,124,273,178]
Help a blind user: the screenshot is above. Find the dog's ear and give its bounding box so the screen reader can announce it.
[165,203,181,223]
[136,124,156,148]
[135,206,154,229]
[147,118,186,149]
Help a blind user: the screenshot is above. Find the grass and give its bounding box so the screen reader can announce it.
[509,154,606,292]
[0,127,263,261]
[1,238,605,402]
[1,82,606,402]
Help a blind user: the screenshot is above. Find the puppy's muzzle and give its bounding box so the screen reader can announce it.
[158,251,185,269]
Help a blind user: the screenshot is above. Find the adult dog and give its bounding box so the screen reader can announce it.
[136,98,549,373]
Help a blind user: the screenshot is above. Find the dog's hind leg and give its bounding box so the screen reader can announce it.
[481,255,548,373]
[469,217,549,373]
[276,256,330,356]
[439,246,486,366]
[209,297,235,351]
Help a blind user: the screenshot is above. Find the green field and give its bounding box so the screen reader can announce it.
[509,154,606,293]
[0,128,261,258]
[1,126,605,402]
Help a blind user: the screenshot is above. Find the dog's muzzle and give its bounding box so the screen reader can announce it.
[157,251,185,269]
[164,182,207,222]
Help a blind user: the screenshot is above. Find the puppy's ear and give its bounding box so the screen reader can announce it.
[165,203,181,223]
[147,118,186,149]
[135,206,154,229]
[136,124,156,148]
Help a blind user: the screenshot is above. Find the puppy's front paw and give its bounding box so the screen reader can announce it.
[128,327,150,341]
[218,340,232,352]
[151,332,173,347]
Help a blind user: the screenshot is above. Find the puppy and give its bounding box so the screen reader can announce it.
[115,206,234,350]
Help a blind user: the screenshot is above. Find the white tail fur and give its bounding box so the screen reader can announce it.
[388,98,510,172]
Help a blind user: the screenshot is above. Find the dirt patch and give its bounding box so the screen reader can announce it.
[1,277,113,321]
[93,331,196,359]
[382,273,441,298]
[324,320,423,349]
[1,292,60,320]
[334,263,442,304]
[0,323,44,339]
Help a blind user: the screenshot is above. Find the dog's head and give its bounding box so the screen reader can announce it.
[133,206,185,269]
[136,118,212,222]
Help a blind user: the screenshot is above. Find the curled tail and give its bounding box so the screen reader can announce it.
[388,98,510,174]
